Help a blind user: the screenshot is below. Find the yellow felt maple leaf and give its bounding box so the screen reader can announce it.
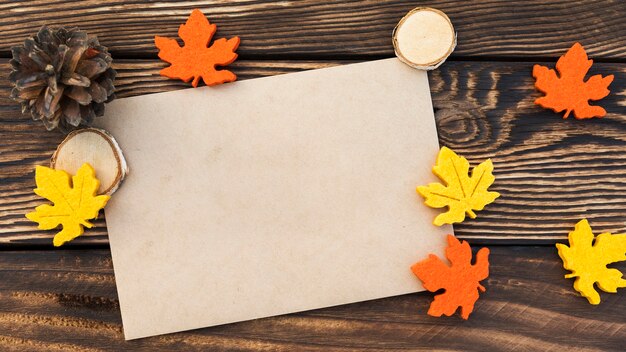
[155,9,240,87]
[26,163,110,247]
[417,147,499,226]
[556,219,626,305]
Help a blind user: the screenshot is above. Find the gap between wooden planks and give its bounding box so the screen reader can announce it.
[1,59,626,246]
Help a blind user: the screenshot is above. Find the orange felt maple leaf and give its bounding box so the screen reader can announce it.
[411,235,489,319]
[155,9,240,87]
[533,42,614,119]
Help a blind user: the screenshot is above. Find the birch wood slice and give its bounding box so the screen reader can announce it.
[51,128,128,195]
[392,7,456,70]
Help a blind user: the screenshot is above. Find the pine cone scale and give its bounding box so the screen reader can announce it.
[52,45,69,70]
[66,86,92,105]
[12,72,47,90]
[80,104,96,124]
[48,85,64,106]
[42,112,60,130]
[11,47,39,72]
[77,58,108,79]
[64,100,82,125]
[32,94,46,118]
[24,41,50,70]
[61,73,90,87]
[12,86,40,101]
[47,74,58,93]
[44,86,64,117]
[89,82,108,103]
[62,47,86,74]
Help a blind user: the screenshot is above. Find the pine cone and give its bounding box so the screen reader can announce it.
[9,26,116,132]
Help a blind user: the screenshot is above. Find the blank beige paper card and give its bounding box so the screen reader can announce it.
[97,58,452,339]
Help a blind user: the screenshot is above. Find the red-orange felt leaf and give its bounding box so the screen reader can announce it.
[533,42,614,119]
[155,9,240,87]
[411,235,489,319]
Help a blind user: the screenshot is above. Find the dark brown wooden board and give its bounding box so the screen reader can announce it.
[0,246,624,351]
[2,59,626,246]
[0,1,625,60]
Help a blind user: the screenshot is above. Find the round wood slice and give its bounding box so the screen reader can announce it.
[392,7,456,70]
[51,128,128,195]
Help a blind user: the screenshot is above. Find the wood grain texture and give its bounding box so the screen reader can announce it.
[2,59,626,246]
[0,246,624,351]
[0,0,625,60]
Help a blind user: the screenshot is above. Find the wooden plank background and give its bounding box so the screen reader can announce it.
[0,0,625,350]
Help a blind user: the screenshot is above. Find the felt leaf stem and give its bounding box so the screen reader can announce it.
[26,163,110,246]
[412,235,490,319]
[155,9,240,87]
[556,219,626,304]
[533,42,614,119]
[417,147,499,226]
